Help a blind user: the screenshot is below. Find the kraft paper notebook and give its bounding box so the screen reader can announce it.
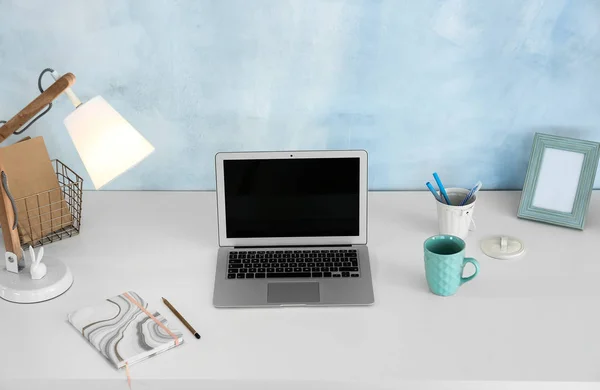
[0,136,73,244]
[68,291,184,369]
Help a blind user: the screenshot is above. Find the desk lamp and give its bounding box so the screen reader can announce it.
[0,68,154,303]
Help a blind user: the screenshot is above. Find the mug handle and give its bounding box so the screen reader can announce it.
[460,257,479,285]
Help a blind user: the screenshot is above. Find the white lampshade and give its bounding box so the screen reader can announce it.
[63,96,154,189]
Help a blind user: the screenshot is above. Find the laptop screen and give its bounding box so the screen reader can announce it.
[223,157,360,238]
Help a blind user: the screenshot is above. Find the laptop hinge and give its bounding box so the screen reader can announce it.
[233,244,354,249]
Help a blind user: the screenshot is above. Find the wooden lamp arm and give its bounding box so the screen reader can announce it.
[0,73,76,143]
[0,167,22,262]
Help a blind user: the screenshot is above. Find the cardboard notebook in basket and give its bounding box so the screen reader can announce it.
[0,137,72,245]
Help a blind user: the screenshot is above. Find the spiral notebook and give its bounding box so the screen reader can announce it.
[68,291,184,369]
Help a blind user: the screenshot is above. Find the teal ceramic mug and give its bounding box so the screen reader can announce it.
[423,235,479,296]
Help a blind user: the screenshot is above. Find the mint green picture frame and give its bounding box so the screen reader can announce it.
[518,133,600,230]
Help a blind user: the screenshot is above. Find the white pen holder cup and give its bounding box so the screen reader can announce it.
[436,188,476,240]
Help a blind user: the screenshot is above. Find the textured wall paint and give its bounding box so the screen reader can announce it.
[1,0,599,190]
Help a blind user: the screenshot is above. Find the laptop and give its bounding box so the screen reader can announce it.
[212,150,374,307]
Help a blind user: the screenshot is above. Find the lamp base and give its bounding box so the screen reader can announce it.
[0,256,73,303]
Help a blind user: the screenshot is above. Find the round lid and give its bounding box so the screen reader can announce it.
[480,236,525,260]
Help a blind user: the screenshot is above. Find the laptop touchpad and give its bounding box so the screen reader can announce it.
[267,282,320,303]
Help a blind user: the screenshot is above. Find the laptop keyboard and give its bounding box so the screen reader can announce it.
[227,249,360,279]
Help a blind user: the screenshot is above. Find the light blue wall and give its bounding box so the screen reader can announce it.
[1,0,599,190]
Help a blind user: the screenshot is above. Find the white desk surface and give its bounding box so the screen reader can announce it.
[2,191,599,390]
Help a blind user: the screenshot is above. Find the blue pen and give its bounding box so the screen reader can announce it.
[426,182,442,203]
[433,172,451,205]
[459,181,482,206]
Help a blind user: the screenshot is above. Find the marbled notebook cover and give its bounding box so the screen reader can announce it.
[68,291,184,369]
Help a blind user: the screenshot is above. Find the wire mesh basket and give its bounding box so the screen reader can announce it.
[15,159,83,248]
